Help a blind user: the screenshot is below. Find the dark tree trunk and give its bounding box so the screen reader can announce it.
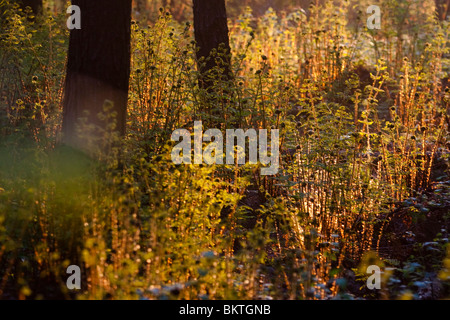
[435,0,449,20]
[19,0,42,14]
[193,0,232,90]
[62,1,132,152]
[193,0,232,126]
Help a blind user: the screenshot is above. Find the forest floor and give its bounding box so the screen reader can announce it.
[236,149,450,300]
[338,158,449,299]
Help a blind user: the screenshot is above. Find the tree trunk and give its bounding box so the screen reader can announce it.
[19,0,42,14]
[193,0,232,89]
[193,0,232,125]
[435,0,450,20]
[62,1,132,152]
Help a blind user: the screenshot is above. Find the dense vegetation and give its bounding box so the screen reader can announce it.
[0,0,449,299]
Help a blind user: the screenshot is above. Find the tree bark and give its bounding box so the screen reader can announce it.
[435,0,450,20]
[62,1,132,152]
[193,0,232,90]
[19,0,42,14]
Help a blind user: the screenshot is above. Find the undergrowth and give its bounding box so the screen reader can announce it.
[0,0,449,299]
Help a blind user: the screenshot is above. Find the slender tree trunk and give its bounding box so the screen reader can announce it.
[435,0,450,20]
[193,0,232,89]
[62,1,132,152]
[193,0,232,125]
